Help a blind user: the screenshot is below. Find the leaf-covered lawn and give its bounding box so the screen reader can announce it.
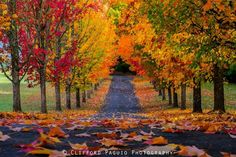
[133,77,236,112]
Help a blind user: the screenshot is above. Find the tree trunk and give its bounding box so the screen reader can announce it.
[168,87,172,106]
[153,82,157,91]
[162,88,166,100]
[94,83,98,90]
[12,81,21,112]
[87,90,91,99]
[193,80,202,113]
[39,67,47,113]
[76,88,81,108]
[65,82,71,109]
[8,0,22,112]
[82,90,87,103]
[181,84,186,110]
[213,64,225,112]
[91,84,94,95]
[96,82,100,89]
[159,89,162,96]
[55,81,62,111]
[54,39,62,111]
[12,57,22,112]
[173,88,178,108]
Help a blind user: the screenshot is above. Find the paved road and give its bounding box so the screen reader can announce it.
[102,76,140,113]
[94,75,141,118]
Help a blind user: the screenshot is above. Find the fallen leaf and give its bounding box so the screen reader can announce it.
[27,147,53,155]
[8,126,23,132]
[120,133,129,139]
[178,145,211,157]
[229,134,236,139]
[163,128,183,133]
[99,146,119,151]
[21,127,33,132]
[88,146,101,151]
[128,132,137,138]
[128,135,149,142]
[48,127,67,138]
[69,142,88,150]
[164,127,176,133]
[0,131,10,142]
[100,138,126,147]
[39,132,61,145]
[221,152,236,157]
[140,130,155,136]
[204,125,221,134]
[144,136,168,145]
[66,125,79,131]
[19,140,41,152]
[49,150,66,157]
[143,144,178,153]
[79,121,94,127]
[75,132,91,137]
[227,128,236,135]
[96,132,118,139]
[118,121,138,129]
[27,147,65,157]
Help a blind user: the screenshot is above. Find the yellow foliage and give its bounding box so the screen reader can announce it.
[0,3,11,32]
[71,4,117,88]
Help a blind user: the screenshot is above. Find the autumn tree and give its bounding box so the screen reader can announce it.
[60,1,116,109]
[0,1,32,112]
[19,0,77,113]
[46,0,78,111]
[144,0,235,112]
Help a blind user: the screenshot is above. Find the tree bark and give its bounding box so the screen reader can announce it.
[213,64,225,112]
[8,0,22,112]
[12,81,21,112]
[39,67,47,113]
[193,80,202,113]
[162,88,166,100]
[82,90,87,103]
[168,87,172,106]
[55,81,62,111]
[181,84,186,110]
[91,84,94,95]
[94,83,98,90]
[54,39,62,111]
[87,90,91,99]
[11,49,21,112]
[158,89,162,96]
[76,88,81,108]
[153,82,158,92]
[96,82,100,89]
[173,88,178,107]
[65,82,71,109]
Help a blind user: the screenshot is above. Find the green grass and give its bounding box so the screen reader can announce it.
[157,82,236,111]
[0,73,77,112]
[184,82,236,110]
[1,73,235,112]
[199,82,236,110]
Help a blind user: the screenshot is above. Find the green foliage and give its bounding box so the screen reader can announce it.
[226,64,236,83]
[108,2,127,25]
